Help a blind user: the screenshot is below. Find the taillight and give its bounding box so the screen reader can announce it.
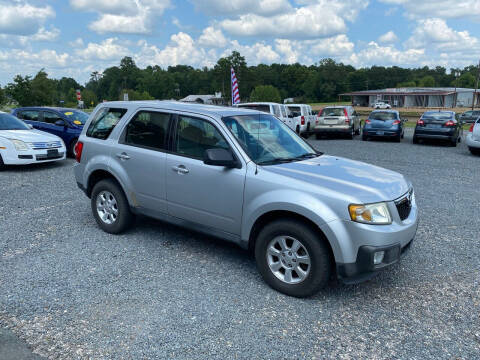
[343,108,350,124]
[393,120,401,125]
[469,124,474,132]
[75,141,84,163]
[365,119,371,124]
[301,116,305,125]
[444,120,455,127]
[417,119,425,126]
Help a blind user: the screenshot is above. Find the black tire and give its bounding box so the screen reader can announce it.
[401,131,404,139]
[469,147,480,155]
[449,137,457,147]
[315,133,322,140]
[68,139,78,158]
[362,134,368,141]
[91,179,134,234]
[296,126,300,134]
[394,134,401,142]
[355,125,361,135]
[0,154,5,171]
[413,135,418,144]
[347,126,354,139]
[254,219,332,298]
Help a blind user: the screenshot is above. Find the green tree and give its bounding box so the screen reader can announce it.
[30,70,57,105]
[0,85,5,105]
[418,75,435,87]
[250,85,281,103]
[119,89,154,101]
[6,75,33,106]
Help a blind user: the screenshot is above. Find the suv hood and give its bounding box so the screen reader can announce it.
[265,155,409,203]
[0,129,62,142]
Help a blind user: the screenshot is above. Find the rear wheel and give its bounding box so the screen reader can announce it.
[413,135,419,144]
[91,179,135,234]
[68,139,78,158]
[315,133,322,140]
[394,134,401,142]
[469,147,480,155]
[362,133,368,141]
[0,154,5,170]
[296,125,300,134]
[254,219,332,297]
[347,126,354,139]
[449,137,457,147]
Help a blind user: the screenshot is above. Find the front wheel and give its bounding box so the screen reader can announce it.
[255,219,332,297]
[91,179,135,234]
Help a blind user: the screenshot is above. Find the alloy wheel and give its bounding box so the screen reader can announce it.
[266,236,311,284]
[96,190,119,225]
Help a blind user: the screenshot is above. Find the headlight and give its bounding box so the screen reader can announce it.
[349,202,392,225]
[9,139,29,151]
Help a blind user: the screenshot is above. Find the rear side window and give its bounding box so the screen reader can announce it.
[123,111,170,151]
[273,105,281,117]
[19,110,40,121]
[86,108,127,140]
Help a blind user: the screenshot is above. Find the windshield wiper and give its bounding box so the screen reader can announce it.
[257,157,299,165]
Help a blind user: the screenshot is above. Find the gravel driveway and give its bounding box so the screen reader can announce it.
[1,128,479,359]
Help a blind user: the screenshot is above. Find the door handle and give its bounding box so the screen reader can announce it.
[116,152,130,160]
[172,165,189,174]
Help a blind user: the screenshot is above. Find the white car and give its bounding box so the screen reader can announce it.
[466,117,480,155]
[0,112,66,169]
[286,104,315,135]
[235,102,294,130]
[373,102,391,109]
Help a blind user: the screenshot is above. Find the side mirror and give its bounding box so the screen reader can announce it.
[55,120,66,127]
[204,148,239,168]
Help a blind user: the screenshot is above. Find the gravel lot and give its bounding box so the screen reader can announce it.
[1,128,479,359]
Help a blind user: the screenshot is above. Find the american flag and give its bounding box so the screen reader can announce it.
[231,67,240,105]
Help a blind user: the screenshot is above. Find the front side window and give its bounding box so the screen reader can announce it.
[223,114,318,164]
[273,105,281,117]
[43,111,64,124]
[86,108,127,140]
[19,110,40,121]
[175,116,229,159]
[124,111,170,151]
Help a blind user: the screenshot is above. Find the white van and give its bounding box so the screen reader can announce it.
[286,104,315,135]
[235,103,294,130]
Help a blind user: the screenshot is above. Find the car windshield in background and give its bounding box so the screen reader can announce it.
[422,112,453,120]
[237,105,270,113]
[223,114,318,165]
[287,106,301,113]
[64,110,89,124]
[321,108,344,116]
[0,113,30,130]
[370,112,398,121]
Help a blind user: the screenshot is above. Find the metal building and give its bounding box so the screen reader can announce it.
[341,88,480,108]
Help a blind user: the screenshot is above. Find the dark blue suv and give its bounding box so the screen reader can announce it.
[12,107,89,156]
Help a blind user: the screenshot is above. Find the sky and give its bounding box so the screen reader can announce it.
[0,0,479,85]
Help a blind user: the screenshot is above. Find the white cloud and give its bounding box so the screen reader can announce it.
[69,38,85,48]
[380,0,480,20]
[76,38,130,60]
[0,2,55,36]
[198,27,228,48]
[405,18,480,52]
[30,27,61,42]
[71,0,171,34]
[378,31,398,43]
[348,41,425,67]
[220,0,368,39]
[192,0,292,16]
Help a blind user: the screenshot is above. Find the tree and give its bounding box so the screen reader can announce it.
[250,85,281,103]
[6,75,33,106]
[31,70,57,105]
[418,75,435,87]
[0,85,5,105]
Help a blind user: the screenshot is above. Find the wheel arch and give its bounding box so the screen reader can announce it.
[86,169,124,198]
[247,210,335,268]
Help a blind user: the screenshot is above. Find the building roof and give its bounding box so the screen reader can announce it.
[342,87,478,96]
[97,100,264,118]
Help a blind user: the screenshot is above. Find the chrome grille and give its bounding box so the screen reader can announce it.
[395,190,413,221]
[29,141,62,150]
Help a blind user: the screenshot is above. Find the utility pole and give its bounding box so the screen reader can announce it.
[454,71,459,108]
[472,59,480,110]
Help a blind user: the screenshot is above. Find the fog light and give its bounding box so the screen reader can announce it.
[373,251,385,265]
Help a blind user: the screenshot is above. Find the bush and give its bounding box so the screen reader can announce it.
[250,85,281,103]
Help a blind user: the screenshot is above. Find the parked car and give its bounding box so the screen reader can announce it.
[466,118,480,155]
[362,110,406,142]
[413,111,463,146]
[74,101,418,297]
[459,110,480,123]
[11,107,89,156]
[0,111,66,169]
[373,102,391,109]
[235,102,293,130]
[314,106,361,139]
[285,104,315,136]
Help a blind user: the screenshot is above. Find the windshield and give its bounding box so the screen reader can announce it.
[422,112,453,121]
[0,113,30,130]
[223,114,319,165]
[237,104,270,113]
[320,108,344,117]
[370,112,398,121]
[64,110,89,125]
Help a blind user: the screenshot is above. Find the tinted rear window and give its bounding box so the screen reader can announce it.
[321,108,344,116]
[86,108,127,140]
[422,112,453,121]
[238,105,270,113]
[369,112,398,121]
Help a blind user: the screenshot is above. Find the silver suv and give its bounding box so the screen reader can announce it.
[74,101,418,297]
[314,106,361,139]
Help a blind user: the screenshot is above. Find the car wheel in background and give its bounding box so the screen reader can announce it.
[449,137,457,147]
[91,179,135,234]
[68,139,78,158]
[348,126,354,139]
[254,219,332,298]
[469,147,480,155]
[362,133,368,141]
[355,124,361,135]
[0,154,4,170]
[413,135,419,144]
[296,125,300,134]
[394,134,401,142]
[315,133,322,140]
